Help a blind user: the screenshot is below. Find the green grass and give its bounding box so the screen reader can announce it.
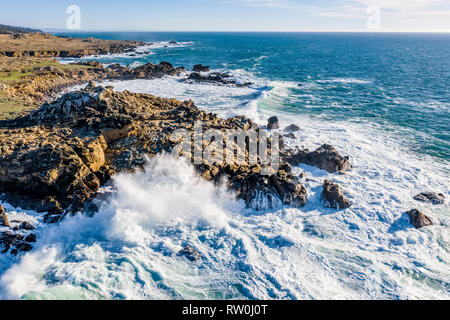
[0,59,92,83]
[0,57,94,119]
[0,97,35,120]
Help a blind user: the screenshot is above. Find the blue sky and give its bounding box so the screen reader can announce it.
[1,0,449,32]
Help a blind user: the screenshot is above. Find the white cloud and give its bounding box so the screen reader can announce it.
[225,0,450,31]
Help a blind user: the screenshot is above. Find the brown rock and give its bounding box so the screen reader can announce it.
[413,192,445,205]
[321,180,351,209]
[407,209,433,229]
[1,84,309,220]
[285,144,351,173]
[0,205,11,227]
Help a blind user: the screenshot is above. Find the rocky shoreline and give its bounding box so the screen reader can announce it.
[0,32,143,58]
[1,78,443,255]
[0,34,444,256]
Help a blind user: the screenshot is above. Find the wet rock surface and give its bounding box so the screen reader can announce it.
[177,245,203,262]
[413,192,445,205]
[192,64,210,72]
[285,144,352,173]
[407,209,433,229]
[284,124,300,132]
[321,179,351,209]
[267,116,280,130]
[0,205,37,254]
[183,72,252,87]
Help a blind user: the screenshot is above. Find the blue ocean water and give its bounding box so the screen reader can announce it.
[0,32,449,300]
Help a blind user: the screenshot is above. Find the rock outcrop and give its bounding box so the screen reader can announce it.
[0,231,34,255]
[413,192,445,205]
[177,246,203,262]
[321,180,351,209]
[406,209,433,229]
[284,124,300,132]
[192,64,210,72]
[285,144,352,173]
[0,84,308,222]
[0,205,11,227]
[267,116,280,130]
[183,72,251,87]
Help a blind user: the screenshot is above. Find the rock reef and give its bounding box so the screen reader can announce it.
[0,84,309,223]
[284,144,352,173]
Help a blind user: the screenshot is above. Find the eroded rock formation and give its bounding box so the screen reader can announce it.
[321,180,351,209]
[285,144,352,173]
[0,84,308,223]
[406,209,433,229]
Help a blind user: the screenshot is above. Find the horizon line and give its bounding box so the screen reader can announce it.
[44,29,450,34]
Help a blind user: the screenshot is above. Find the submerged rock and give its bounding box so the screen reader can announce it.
[0,231,34,254]
[321,180,351,209]
[267,116,280,130]
[413,192,445,205]
[192,64,210,72]
[407,209,433,229]
[0,205,11,228]
[285,144,352,173]
[19,221,35,231]
[284,132,296,139]
[177,246,203,262]
[183,72,251,87]
[284,124,300,132]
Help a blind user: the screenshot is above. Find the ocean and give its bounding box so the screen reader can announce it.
[0,32,449,299]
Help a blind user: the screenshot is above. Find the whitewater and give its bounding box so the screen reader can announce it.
[0,35,449,300]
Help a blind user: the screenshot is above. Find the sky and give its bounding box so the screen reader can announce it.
[1,0,449,32]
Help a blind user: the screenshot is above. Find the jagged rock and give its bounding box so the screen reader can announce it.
[193,64,210,72]
[407,209,433,229]
[24,233,37,243]
[0,231,33,254]
[177,246,203,262]
[231,166,307,211]
[321,180,351,209]
[284,124,300,132]
[0,205,11,227]
[284,133,296,139]
[413,192,445,205]
[267,116,280,130]
[1,84,309,220]
[183,72,251,87]
[285,144,352,173]
[19,221,35,230]
[130,61,185,79]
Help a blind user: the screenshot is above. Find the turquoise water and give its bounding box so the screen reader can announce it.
[0,32,449,300]
[57,32,450,160]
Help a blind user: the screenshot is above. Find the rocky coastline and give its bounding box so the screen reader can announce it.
[0,33,444,256]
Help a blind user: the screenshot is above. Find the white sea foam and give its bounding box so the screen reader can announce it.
[316,78,372,84]
[58,41,193,65]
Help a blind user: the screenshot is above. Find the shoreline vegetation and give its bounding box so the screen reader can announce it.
[0,26,442,257]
